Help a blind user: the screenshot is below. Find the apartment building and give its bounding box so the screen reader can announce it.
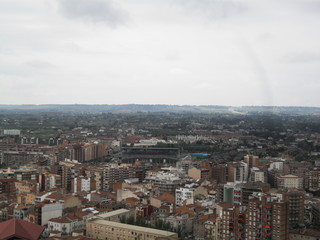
[175,183,198,206]
[309,168,320,191]
[277,175,303,189]
[245,194,289,240]
[220,204,246,240]
[244,155,260,168]
[86,219,178,240]
[103,165,136,190]
[281,189,306,228]
[227,162,249,183]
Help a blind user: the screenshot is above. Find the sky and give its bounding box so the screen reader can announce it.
[0,0,320,106]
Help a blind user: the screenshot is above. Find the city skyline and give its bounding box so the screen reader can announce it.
[1,0,320,107]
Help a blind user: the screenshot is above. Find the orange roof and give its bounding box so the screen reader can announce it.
[49,217,72,224]
[46,193,63,200]
[217,202,233,209]
[66,214,81,221]
[153,192,175,204]
[75,210,92,217]
[175,206,195,216]
[60,195,73,201]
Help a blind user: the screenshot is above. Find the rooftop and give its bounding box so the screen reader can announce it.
[88,219,177,237]
[0,219,45,240]
[96,208,131,219]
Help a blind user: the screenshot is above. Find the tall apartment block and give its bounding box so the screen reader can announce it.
[244,155,260,168]
[281,189,306,228]
[220,204,246,240]
[103,165,136,190]
[245,194,289,240]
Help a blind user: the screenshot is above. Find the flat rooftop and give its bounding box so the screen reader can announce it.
[97,209,131,219]
[88,219,177,237]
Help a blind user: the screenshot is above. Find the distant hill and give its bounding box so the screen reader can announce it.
[0,104,319,115]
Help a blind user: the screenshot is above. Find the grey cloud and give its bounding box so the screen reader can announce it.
[173,0,247,20]
[283,52,320,64]
[57,0,128,26]
[25,60,56,69]
[291,0,320,14]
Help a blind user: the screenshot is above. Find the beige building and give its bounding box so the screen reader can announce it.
[243,154,259,168]
[204,218,220,240]
[17,193,36,204]
[250,167,266,183]
[85,166,104,191]
[97,209,134,222]
[277,174,303,189]
[117,188,140,202]
[150,192,175,213]
[188,167,209,181]
[15,181,38,195]
[59,195,82,209]
[86,218,178,240]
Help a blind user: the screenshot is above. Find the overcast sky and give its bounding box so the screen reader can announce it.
[0,0,319,106]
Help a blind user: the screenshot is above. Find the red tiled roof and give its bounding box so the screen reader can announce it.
[66,214,81,221]
[217,202,233,209]
[0,219,45,240]
[75,210,91,218]
[60,195,73,201]
[46,193,63,200]
[49,217,72,224]
[153,192,175,204]
[175,206,195,216]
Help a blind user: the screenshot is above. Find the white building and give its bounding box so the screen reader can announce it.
[250,167,265,183]
[268,160,285,171]
[41,202,63,226]
[133,138,169,147]
[3,129,21,135]
[145,171,185,194]
[35,191,56,203]
[229,162,249,183]
[176,135,209,144]
[41,173,61,191]
[48,216,83,235]
[72,176,91,193]
[175,187,194,206]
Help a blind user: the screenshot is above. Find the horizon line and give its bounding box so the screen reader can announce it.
[0,104,319,108]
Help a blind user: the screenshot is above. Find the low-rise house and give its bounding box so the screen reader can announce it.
[150,192,175,213]
[48,215,83,236]
[165,213,194,238]
[13,204,34,220]
[27,202,63,226]
[59,195,82,209]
